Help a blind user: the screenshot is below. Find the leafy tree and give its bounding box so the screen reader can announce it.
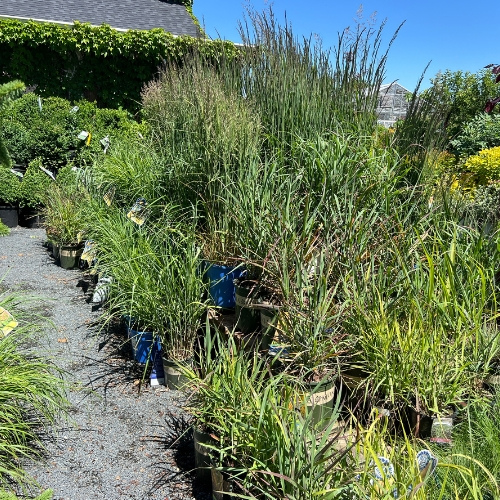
[427,69,500,139]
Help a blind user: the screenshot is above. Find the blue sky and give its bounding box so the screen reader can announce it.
[193,1,500,91]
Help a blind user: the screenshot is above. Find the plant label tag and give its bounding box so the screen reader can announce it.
[70,106,79,113]
[38,96,43,111]
[81,240,96,265]
[306,385,336,407]
[100,136,110,154]
[77,130,89,141]
[0,307,17,337]
[77,231,85,244]
[127,198,148,226]
[10,169,23,178]
[38,165,56,180]
[103,186,115,206]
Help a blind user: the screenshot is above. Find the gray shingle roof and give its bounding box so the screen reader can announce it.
[0,0,200,37]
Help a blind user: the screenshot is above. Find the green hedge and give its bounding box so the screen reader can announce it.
[0,20,238,111]
[0,93,149,171]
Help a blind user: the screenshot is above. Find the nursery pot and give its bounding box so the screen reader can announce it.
[234,280,260,334]
[211,468,234,500]
[0,205,18,228]
[128,327,154,365]
[162,357,191,390]
[259,305,280,351]
[59,244,83,270]
[49,241,60,260]
[150,339,165,386]
[300,377,337,428]
[19,206,44,228]
[193,427,215,486]
[404,407,434,438]
[204,262,245,309]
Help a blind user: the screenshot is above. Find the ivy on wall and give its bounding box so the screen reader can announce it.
[0,19,238,111]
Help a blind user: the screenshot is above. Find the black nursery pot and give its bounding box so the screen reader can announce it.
[403,406,434,438]
[234,279,261,334]
[0,205,18,228]
[19,206,44,228]
[193,427,215,486]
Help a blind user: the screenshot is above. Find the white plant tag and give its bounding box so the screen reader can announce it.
[38,165,56,180]
[127,198,148,226]
[10,169,23,178]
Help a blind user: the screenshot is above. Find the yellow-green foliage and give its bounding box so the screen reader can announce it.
[432,150,458,177]
[465,146,500,185]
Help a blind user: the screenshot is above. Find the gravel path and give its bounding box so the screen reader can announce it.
[0,227,208,500]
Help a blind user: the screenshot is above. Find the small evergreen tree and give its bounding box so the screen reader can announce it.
[0,80,25,168]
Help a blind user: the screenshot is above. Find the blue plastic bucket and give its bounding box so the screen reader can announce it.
[204,262,245,309]
[128,327,154,364]
[150,339,165,385]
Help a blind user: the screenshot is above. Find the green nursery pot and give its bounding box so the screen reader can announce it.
[301,378,337,428]
[162,357,192,391]
[59,244,83,269]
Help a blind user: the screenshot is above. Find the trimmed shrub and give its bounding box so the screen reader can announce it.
[464,146,500,185]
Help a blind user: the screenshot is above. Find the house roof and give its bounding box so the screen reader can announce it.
[0,0,200,37]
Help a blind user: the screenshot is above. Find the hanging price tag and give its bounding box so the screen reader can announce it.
[0,307,18,337]
[127,198,148,226]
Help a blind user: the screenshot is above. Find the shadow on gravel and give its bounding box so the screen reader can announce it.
[71,318,152,399]
[146,414,212,500]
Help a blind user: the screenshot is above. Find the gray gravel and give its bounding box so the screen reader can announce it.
[0,227,209,500]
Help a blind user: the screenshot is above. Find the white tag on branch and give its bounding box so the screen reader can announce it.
[38,165,56,180]
[38,96,43,111]
[77,131,89,141]
[100,136,110,154]
[10,169,23,178]
[70,106,79,113]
